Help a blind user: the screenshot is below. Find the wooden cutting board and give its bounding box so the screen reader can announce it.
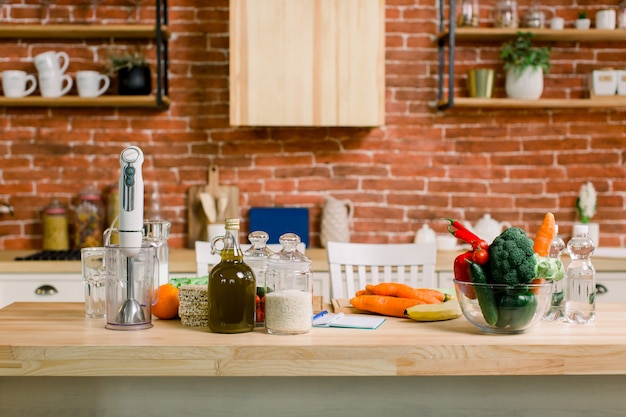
[187,165,239,248]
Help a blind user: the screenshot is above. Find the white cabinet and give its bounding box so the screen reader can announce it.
[596,272,626,303]
[0,273,83,309]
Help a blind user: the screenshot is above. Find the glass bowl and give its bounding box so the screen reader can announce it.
[453,279,553,334]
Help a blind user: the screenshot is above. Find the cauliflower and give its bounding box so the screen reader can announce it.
[487,227,537,285]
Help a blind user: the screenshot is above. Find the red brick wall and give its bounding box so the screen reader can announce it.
[0,0,625,250]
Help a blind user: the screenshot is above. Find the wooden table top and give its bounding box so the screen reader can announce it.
[1,302,625,378]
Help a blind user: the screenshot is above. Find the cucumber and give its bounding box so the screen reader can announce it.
[467,260,498,326]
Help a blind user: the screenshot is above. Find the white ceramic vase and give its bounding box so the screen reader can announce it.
[505,66,544,100]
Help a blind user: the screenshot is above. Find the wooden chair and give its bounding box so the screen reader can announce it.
[326,241,437,299]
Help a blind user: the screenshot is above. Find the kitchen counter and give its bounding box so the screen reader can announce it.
[1,302,626,416]
[3,247,626,274]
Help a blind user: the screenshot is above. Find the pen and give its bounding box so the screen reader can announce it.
[312,310,328,321]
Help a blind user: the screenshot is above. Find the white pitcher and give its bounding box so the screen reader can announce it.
[473,213,511,244]
[320,196,354,248]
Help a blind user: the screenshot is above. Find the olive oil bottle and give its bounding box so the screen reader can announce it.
[208,218,256,333]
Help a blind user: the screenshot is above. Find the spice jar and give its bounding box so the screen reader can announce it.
[495,0,518,28]
[43,199,69,250]
[74,187,105,249]
[243,231,275,326]
[264,233,313,335]
[619,1,626,29]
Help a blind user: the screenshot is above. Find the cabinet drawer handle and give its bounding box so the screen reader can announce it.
[596,284,608,295]
[35,285,58,296]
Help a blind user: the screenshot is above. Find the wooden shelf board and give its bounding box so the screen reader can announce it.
[0,24,170,39]
[439,28,626,43]
[0,95,170,108]
[439,97,626,109]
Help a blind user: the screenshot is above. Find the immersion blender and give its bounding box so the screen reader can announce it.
[115,146,146,325]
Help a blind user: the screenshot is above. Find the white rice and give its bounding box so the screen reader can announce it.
[265,289,313,334]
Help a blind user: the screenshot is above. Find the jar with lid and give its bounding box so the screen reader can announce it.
[495,0,518,28]
[457,0,479,28]
[264,233,313,335]
[523,1,544,28]
[208,218,256,333]
[243,230,275,326]
[74,187,105,249]
[43,199,69,251]
[619,1,626,29]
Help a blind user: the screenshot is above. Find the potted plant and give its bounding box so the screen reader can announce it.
[576,181,599,246]
[576,10,591,29]
[500,31,550,100]
[107,46,152,96]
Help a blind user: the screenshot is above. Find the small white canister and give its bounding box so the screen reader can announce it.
[591,69,617,96]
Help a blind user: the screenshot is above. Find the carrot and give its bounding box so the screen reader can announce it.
[365,283,445,304]
[355,289,373,297]
[533,212,555,257]
[350,294,422,318]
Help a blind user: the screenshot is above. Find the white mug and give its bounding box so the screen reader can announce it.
[550,17,564,30]
[2,70,37,97]
[38,71,73,98]
[76,71,110,98]
[34,51,70,74]
[596,9,616,29]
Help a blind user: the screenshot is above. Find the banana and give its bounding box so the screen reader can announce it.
[404,299,461,322]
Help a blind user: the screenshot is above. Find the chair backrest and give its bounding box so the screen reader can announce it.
[195,240,306,276]
[326,241,437,299]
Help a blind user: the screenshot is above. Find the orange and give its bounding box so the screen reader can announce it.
[152,283,180,320]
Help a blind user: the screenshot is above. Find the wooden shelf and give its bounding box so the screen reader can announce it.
[437,97,626,110]
[438,27,626,43]
[435,0,626,112]
[0,24,170,40]
[0,95,170,109]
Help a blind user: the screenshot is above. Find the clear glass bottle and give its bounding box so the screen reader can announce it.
[264,233,313,335]
[565,224,596,324]
[495,0,518,28]
[74,187,105,249]
[243,231,274,327]
[619,1,626,29]
[457,0,479,28]
[208,218,256,333]
[543,224,566,321]
[43,199,70,251]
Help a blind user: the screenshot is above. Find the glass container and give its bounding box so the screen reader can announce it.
[74,187,105,249]
[457,0,479,28]
[208,218,256,333]
[264,233,313,335]
[243,230,274,326]
[495,0,518,28]
[43,199,69,250]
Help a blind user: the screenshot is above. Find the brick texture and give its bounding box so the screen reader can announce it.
[0,0,625,250]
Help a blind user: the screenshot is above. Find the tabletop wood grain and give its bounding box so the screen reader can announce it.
[1,302,625,378]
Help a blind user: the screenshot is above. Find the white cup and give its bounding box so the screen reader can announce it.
[596,9,616,29]
[2,70,37,97]
[76,70,110,98]
[550,17,564,30]
[34,51,70,74]
[38,71,73,98]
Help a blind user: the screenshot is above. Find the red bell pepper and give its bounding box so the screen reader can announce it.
[454,250,476,299]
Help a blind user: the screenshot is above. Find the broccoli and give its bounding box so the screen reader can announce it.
[487,227,537,285]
